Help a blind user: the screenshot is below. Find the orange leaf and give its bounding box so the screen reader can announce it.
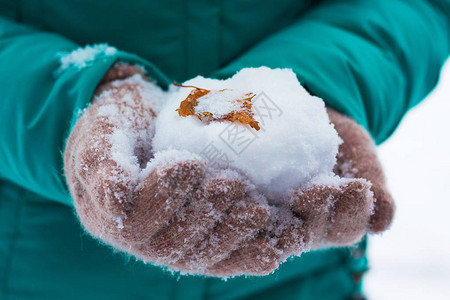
[174,83,260,131]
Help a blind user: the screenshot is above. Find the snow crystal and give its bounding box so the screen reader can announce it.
[140,149,203,180]
[111,73,166,113]
[93,73,166,184]
[59,44,117,71]
[194,89,247,118]
[152,67,342,197]
[112,215,125,229]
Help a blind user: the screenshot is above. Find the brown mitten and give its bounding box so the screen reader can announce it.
[287,108,395,249]
[65,65,394,277]
[64,64,271,276]
[208,108,396,277]
[328,108,395,233]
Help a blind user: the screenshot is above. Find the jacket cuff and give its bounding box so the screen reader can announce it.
[56,45,171,133]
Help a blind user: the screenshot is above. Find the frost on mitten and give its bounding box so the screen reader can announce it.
[290,179,374,249]
[64,65,394,278]
[63,65,290,277]
[283,108,395,254]
[327,108,395,233]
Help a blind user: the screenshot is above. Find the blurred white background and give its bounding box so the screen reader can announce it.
[366,59,450,299]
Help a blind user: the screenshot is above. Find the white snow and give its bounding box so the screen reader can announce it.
[152,67,342,198]
[194,89,247,118]
[366,59,450,299]
[112,215,125,229]
[59,43,117,71]
[91,73,166,192]
[142,149,204,177]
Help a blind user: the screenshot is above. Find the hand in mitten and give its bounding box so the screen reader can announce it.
[289,108,395,248]
[65,65,395,277]
[64,64,271,275]
[206,108,396,276]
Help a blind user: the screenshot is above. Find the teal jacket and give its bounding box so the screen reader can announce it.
[1,1,449,299]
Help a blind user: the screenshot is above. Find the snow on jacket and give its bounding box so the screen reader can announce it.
[0,0,449,299]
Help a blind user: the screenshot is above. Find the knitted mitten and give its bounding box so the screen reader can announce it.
[64,64,394,277]
[206,108,395,275]
[64,64,280,276]
[289,108,395,249]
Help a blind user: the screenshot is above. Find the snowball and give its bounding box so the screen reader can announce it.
[59,43,117,71]
[152,67,342,198]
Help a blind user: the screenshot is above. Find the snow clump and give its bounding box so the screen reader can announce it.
[152,67,342,198]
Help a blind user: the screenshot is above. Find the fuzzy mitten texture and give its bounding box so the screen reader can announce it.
[327,108,395,234]
[285,108,395,251]
[202,109,395,276]
[64,64,273,276]
[286,108,395,250]
[64,64,394,277]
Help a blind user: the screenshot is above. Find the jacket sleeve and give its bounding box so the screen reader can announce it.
[0,16,171,206]
[213,0,450,144]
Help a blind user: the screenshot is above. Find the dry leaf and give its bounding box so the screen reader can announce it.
[174,83,260,130]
